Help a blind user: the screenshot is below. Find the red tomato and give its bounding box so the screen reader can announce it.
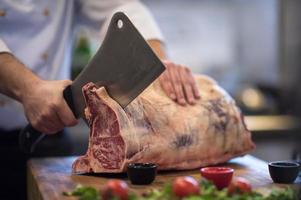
[172,176,200,197]
[228,177,252,195]
[102,180,129,200]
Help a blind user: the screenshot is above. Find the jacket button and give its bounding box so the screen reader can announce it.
[43,8,49,16]
[41,52,48,61]
[0,9,6,17]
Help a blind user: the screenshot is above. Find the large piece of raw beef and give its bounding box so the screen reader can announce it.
[72,75,255,173]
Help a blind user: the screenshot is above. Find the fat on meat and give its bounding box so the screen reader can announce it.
[72,75,255,173]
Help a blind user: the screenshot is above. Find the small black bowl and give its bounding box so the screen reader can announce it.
[127,163,157,185]
[268,161,300,183]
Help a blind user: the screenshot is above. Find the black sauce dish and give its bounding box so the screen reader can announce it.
[268,161,300,183]
[127,163,157,185]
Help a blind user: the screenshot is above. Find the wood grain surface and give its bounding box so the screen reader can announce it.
[27,155,300,200]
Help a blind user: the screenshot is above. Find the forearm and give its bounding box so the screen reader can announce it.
[0,52,41,102]
[147,39,167,60]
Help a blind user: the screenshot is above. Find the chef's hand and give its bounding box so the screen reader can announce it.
[21,79,78,134]
[0,53,78,134]
[159,60,200,105]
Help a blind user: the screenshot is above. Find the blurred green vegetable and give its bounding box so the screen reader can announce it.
[63,180,298,200]
[63,185,100,200]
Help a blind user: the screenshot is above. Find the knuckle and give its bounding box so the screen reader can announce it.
[31,120,39,129]
[63,115,76,126]
[36,118,45,128]
[168,63,177,69]
[184,66,191,73]
[178,64,185,69]
[174,83,182,90]
[165,81,173,89]
[70,120,77,126]
[159,81,168,90]
[65,120,74,127]
[174,79,182,86]
[40,112,49,121]
[159,74,167,82]
[182,77,190,84]
[174,65,180,70]
[184,83,191,90]
[68,121,77,127]
[49,102,57,110]
[176,89,184,97]
[46,124,59,134]
[162,59,172,65]
[166,64,173,71]
[159,71,169,81]
[163,61,170,68]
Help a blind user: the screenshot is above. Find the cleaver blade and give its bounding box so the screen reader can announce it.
[65,12,166,118]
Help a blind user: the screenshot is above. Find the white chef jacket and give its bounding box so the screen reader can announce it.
[0,0,164,131]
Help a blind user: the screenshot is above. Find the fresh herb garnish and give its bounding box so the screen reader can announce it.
[63,180,299,200]
[63,184,100,200]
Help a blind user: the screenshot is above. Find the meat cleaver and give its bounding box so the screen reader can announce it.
[19,12,165,154]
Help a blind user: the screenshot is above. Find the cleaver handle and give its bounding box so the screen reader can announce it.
[19,85,76,154]
[62,85,78,118]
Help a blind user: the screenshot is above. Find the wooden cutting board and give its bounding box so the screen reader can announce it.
[27,155,300,200]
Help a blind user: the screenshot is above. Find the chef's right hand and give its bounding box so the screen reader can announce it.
[21,79,78,134]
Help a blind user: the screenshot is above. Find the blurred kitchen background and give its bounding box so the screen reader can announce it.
[47,0,301,163]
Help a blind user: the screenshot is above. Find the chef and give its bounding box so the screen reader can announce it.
[0,0,199,199]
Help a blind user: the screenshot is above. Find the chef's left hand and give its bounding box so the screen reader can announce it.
[159,60,200,106]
